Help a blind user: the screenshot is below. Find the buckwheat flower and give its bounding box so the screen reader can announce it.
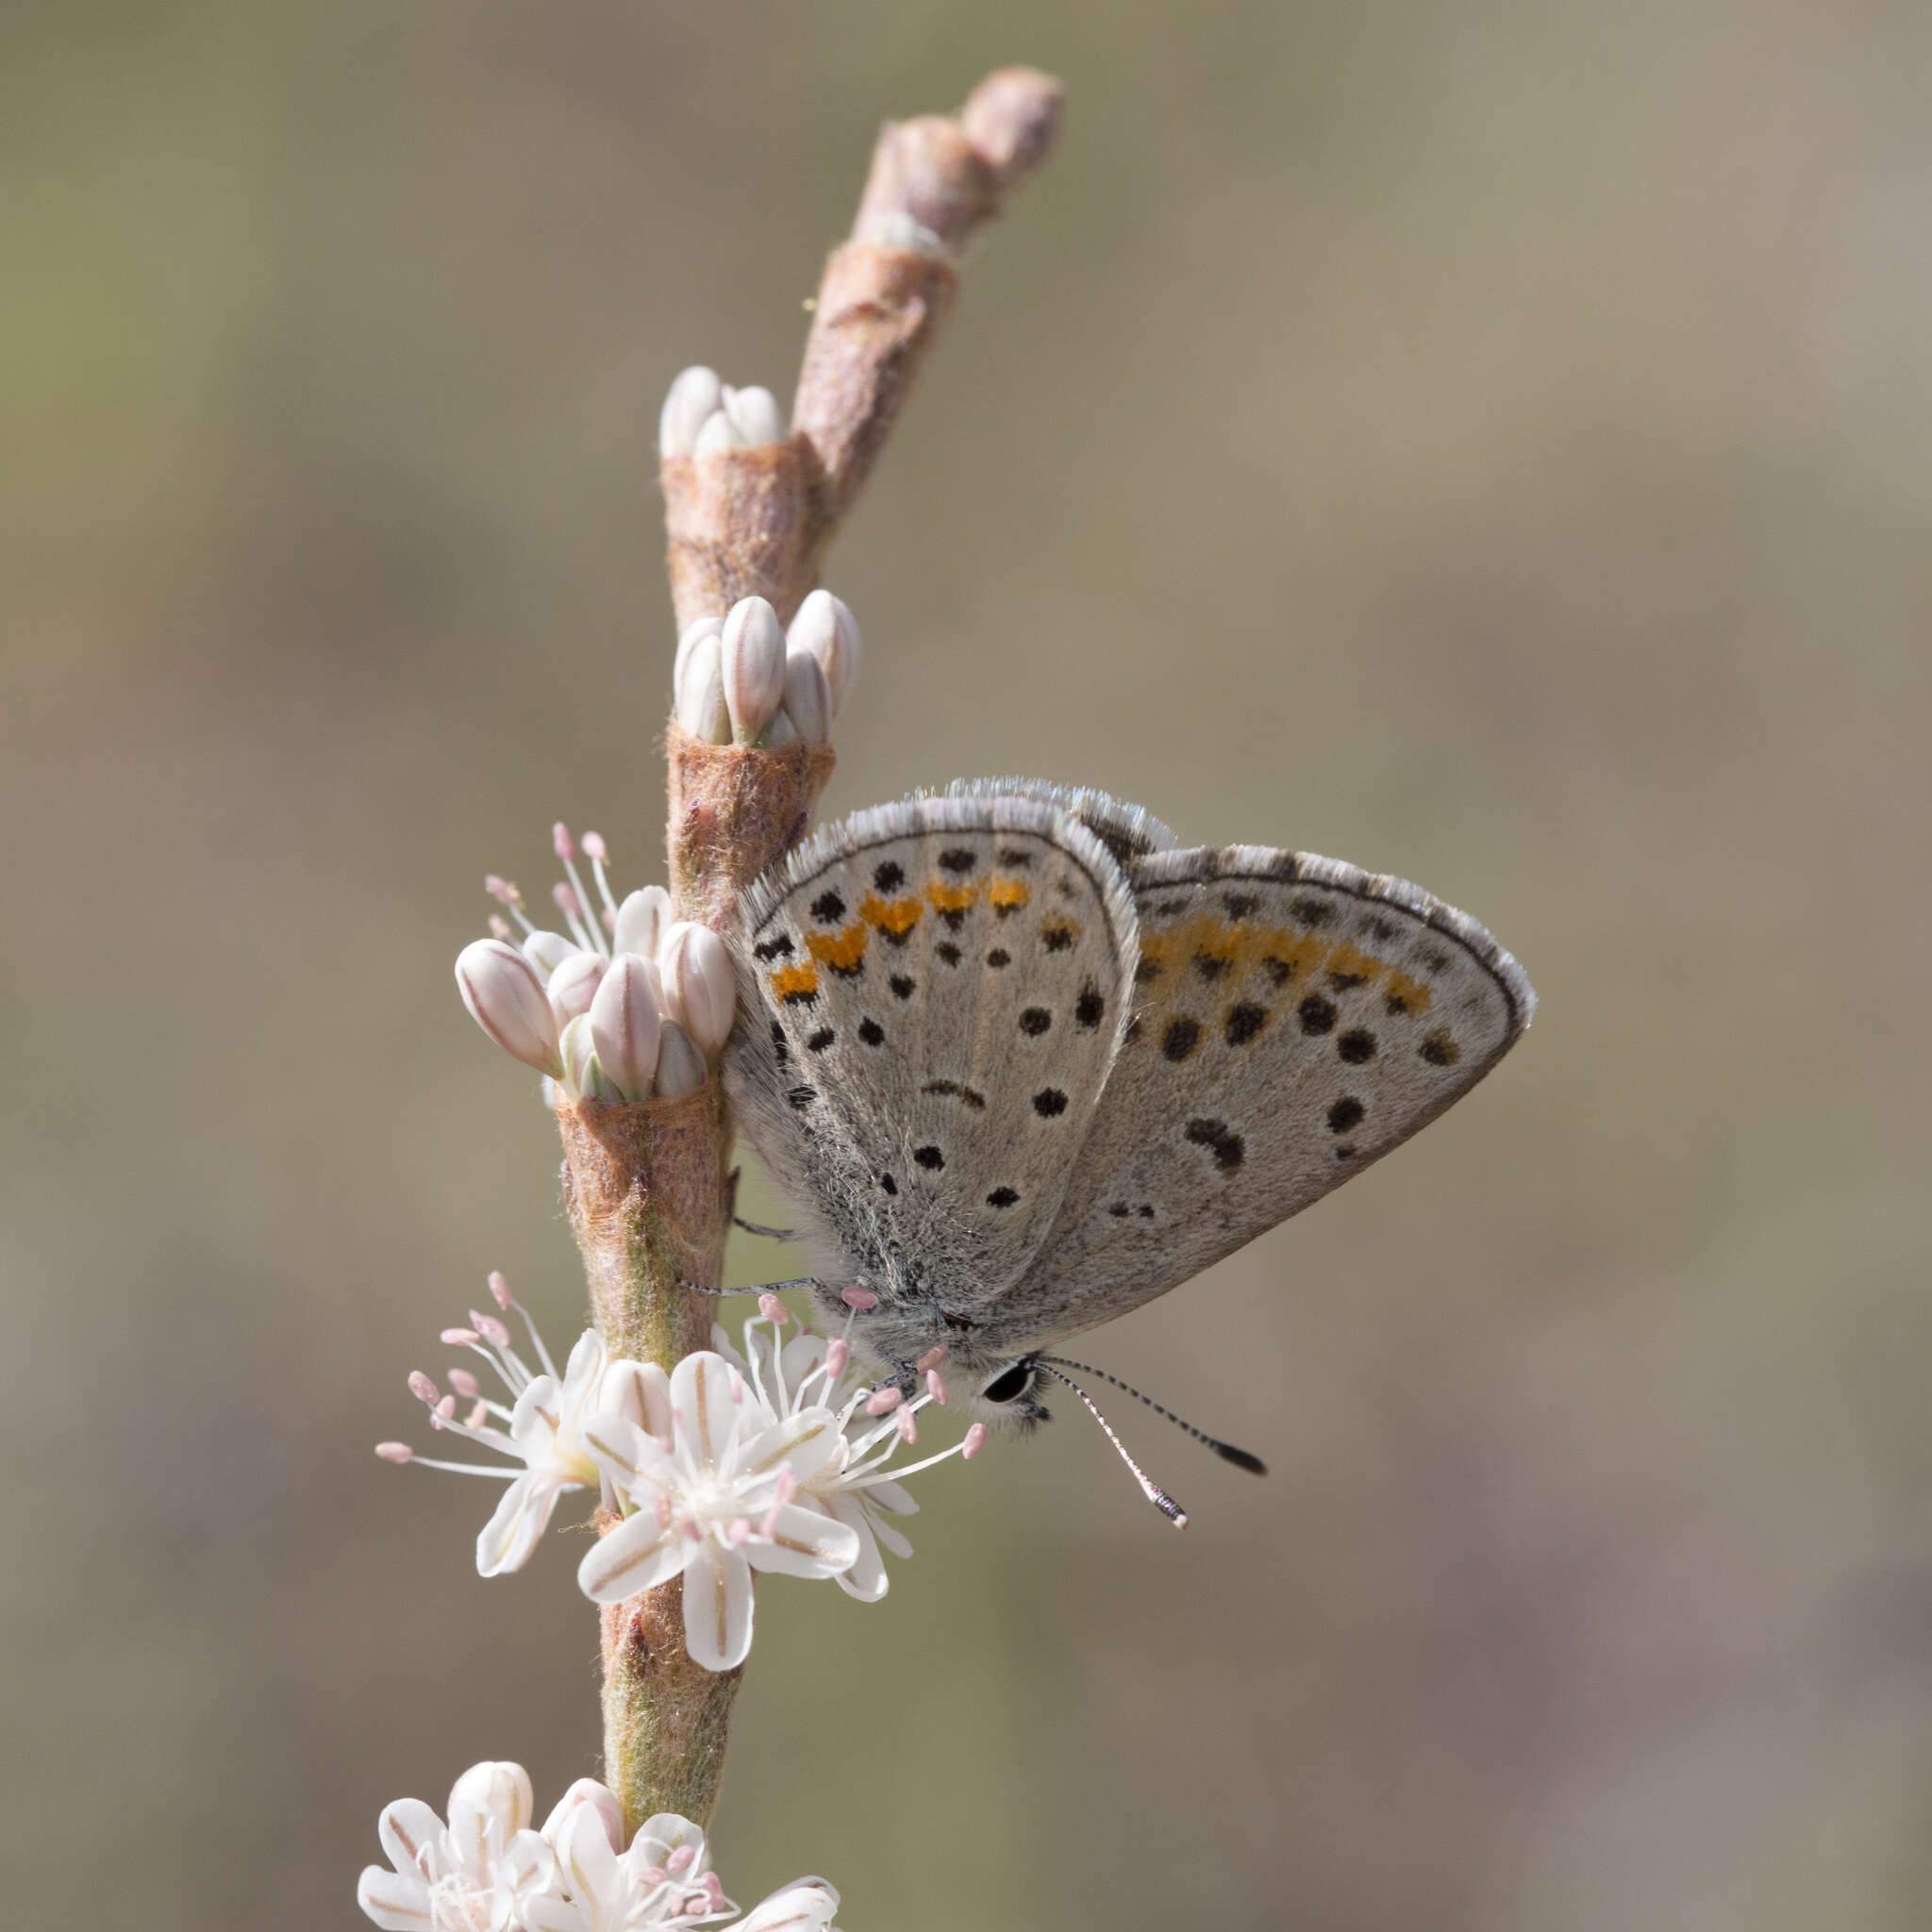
[357,1758,559,1932]
[653,1021,708,1100]
[377,1274,660,1577]
[658,921,735,1062]
[577,1352,859,1672]
[780,647,832,747]
[527,1795,735,1932]
[784,591,862,716]
[471,827,682,1101]
[659,366,724,458]
[714,1305,987,1604]
[675,630,731,744]
[720,597,787,744]
[739,1881,842,1932]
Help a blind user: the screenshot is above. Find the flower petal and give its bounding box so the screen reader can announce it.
[449,1759,534,1837]
[559,1329,608,1411]
[577,1508,687,1604]
[600,1358,674,1446]
[627,1814,708,1876]
[357,1863,431,1929]
[745,1502,860,1580]
[738,1407,843,1489]
[552,1805,623,1914]
[740,1879,841,1932]
[476,1473,562,1578]
[681,1541,754,1671]
[860,1476,918,1518]
[825,1493,887,1602]
[375,1798,445,1882]
[520,1897,584,1932]
[671,1353,740,1474]
[540,1778,624,1855]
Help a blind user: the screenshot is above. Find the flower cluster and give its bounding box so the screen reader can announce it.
[380,1281,986,1672]
[358,1759,841,1932]
[454,824,734,1103]
[658,364,787,460]
[672,591,861,750]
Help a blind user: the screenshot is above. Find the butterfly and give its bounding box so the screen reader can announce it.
[722,779,1533,1491]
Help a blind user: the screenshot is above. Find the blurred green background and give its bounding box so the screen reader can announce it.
[6,2,1930,1926]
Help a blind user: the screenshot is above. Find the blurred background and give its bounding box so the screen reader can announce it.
[6,2,1930,1926]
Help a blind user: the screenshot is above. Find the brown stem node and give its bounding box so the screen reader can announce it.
[662,441,814,634]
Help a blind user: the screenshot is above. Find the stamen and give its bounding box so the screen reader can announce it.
[447,1368,482,1400]
[375,1441,413,1462]
[1033,1363,1189,1528]
[916,1345,948,1373]
[408,1371,440,1406]
[841,1286,878,1310]
[441,1326,481,1347]
[487,1272,513,1311]
[488,914,513,941]
[471,1311,513,1350]
[963,1422,988,1459]
[433,1394,458,1424]
[865,1387,902,1415]
[485,875,537,937]
[552,880,597,955]
[895,1406,918,1444]
[758,1291,789,1325]
[824,1338,850,1380]
[925,1368,948,1405]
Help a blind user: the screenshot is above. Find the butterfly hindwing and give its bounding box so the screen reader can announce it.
[981,844,1536,1351]
[725,795,1139,1333]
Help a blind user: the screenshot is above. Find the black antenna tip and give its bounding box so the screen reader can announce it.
[1212,1442,1269,1475]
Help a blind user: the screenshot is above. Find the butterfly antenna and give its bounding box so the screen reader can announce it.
[1037,1355,1268,1474]
[1031,1361,1189,1528]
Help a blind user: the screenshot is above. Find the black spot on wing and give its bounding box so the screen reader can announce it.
[810,891,846,924]
[1184,1118,1245,1172]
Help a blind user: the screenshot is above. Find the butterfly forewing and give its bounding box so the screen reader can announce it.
[725,796,1139,1327]
[982,844,1535,1351]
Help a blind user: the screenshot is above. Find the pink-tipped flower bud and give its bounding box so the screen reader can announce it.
[781,647,833,746]
[520,928,578,978]
[722,383,786,446]
[659,365,724,458]
[450,1761,535,1834]
[408,1371,440,1406]
[541,1779,625,1856]
[786,589,863,715]
[558,1013,613,1101]
[487,1271,513,1309]
[963,1422,989,1460]
[720,597,787,744]
[545,950,606,1028]
[674,630,730,744]
[613,884,672,961]
[456,940,563,1078]
[590,952,663,1103]
[658,921,735,1059]
[653,1021,708,1099]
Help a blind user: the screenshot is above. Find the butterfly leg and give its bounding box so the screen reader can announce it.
[676,1275,824,1298]
[732,1216,802,1241]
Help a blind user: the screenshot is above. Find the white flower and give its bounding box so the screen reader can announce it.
[358,1759,559,1932]
[526,1792,734,1932]
[576,1352,861,1672]
[738,1882,841,1932]
[714,1299,988,1604]
[375,1274,658,1578]
[462,824,733,1102]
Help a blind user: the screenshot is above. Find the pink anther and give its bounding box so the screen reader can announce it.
[665,1844,696,1875]
[484,874,517,905]
[916,1345,949,1373]
[728,1518,751,1545]
[895,1406,918,1444]
[441,1326,480,1347]
[925,1369,949,1405]
[465,1401,489,1429]
[471,1312,513,1348]
[375,1441,413,1463]
[552,881,584,919]
[824,1338,850,1378]
[552,822,575,860]
[865,1386,903,1416]
[408,1371,440,1405]
[758,1291,789,1325]
[489,914,512,941]
[582,830,608,862]
[841,1285,878,1310]
[434,1394,457,1424]
[962,1423,989,1460]
[447,1368,481,1400]
[487,1271,514,1309]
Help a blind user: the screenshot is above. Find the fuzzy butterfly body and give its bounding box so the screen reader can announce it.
[724,783,1534,1416]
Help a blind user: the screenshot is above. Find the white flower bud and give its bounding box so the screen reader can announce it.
[659,366,723,458]
[786,590,862,714]
[691,408,744,458]
[590,953,663,1102]
[559,1014,614,1101]
[781,646,833,745]
[720,597,786,743]
[456,940,563,1077]
[722,383,786,447]
[762,708,798,746]
[658,920,736,1059]
[653,1020,708,1098]
[521,928,578,978]
[448,1760,535,1835]
[673,616,723,695]
[675,631,731,743]
[613,884,673,961]
[545,950,606,1027]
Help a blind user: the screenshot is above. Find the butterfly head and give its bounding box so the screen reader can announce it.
[974,1356,1052,1428]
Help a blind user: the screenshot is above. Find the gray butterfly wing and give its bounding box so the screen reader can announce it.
[724,794,1139,1331]
[981,845,1536,1353]
[937,777,1179,867]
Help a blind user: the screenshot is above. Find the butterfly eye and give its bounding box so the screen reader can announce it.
[980,1360,1035,1405]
